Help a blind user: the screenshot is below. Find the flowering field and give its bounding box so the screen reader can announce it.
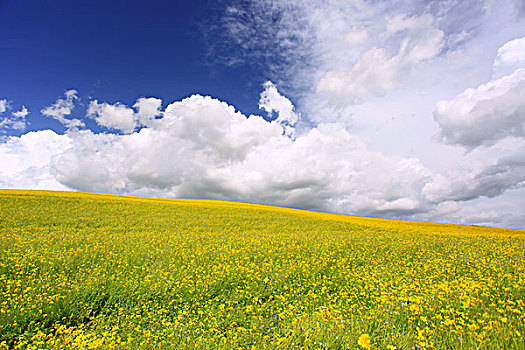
[0,190,524,349]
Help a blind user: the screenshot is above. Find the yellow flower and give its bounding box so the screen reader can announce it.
[358,334,371,349]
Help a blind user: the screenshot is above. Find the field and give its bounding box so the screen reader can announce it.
[0,190,524,349]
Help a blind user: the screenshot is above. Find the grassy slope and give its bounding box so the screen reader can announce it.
[0,190,524,350]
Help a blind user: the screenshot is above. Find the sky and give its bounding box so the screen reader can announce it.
[1,0,525,228]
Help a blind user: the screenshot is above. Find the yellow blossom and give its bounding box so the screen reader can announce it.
[358,334,371,349]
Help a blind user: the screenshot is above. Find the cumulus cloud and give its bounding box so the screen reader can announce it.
[2,82,525,227]
[55,95,285,193]
[133,97,162,127]
[87,101,136,133]
[41,90,84,129]
[0,130,71,190]
[434,37,525,148]
[1,91,433,218]
[88,97,163,133]
[492,37,525,79]
[259,81,299,137]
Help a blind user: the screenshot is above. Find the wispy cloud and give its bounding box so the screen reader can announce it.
[41,90,84,129]
[0,99,29,132]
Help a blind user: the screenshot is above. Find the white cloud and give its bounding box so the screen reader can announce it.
[88,100,136,133]
[12,106,29,118]
[0,93,426,219]
[2,83,525,227]
[419,187,525,228]
[386,13,444,63]
[421,136,525,206]
[344,29,368,46]
[0,99,7,113]
[8,107,29,130]
[52,131,125,192]
[88,97,163,133]
[434,37,525,148]
[0,102,28,132]
[259,81,299,137]
[492,36,525,79]
[0,130,71,190]
[54,95,285,194]
[41,90,84,129]
[316,48,400,105]
[133,97,162,127]
[317,13,444,106]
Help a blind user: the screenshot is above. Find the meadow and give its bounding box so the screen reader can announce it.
[0,190,523,349]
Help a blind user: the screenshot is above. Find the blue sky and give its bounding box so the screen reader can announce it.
[1,0,525,228]
[0,0,268,132]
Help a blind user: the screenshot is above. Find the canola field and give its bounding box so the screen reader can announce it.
[0,190,524,350]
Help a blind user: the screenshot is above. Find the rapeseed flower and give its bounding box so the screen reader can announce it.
[358,334,371,349]
[1,190,524,349]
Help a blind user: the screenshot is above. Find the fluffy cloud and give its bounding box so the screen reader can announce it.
[54,95,284,193]
[1,91,433,218]
[434,37,525,148]
[0,130,71,190]
[88,97,163,133]
[0,99,7,113]
[87,101,136,133]
[259,81,299,137]
[420,36,525,223]
[492,37,525,79]
[2,80,525,226]
[41,90,84,129]
[133,97,162,126]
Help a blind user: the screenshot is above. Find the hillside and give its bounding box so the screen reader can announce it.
[0,190,524,349]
